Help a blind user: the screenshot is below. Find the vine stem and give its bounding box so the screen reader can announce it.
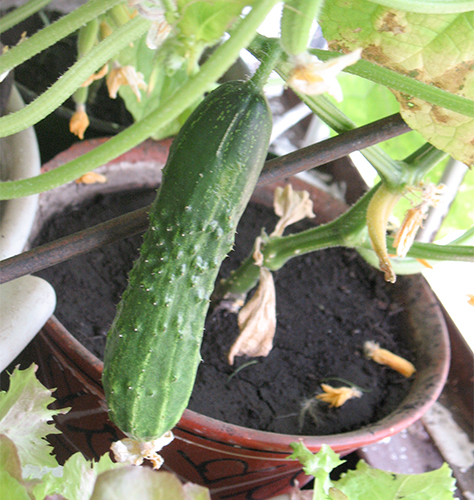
[0,0,281,200]
[0,15,151,137]
[0,0,53,35]
[0,0,124,74]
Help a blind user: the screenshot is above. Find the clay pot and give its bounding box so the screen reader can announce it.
[28,139,450,500]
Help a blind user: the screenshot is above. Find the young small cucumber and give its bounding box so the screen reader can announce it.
[102,80,272,442]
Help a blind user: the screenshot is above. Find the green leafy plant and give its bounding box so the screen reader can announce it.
[288,441,456,500]
[0,364,210,500]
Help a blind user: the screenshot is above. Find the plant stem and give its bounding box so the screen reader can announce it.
[0,0,124,75]
[215,185,376,299]
[0,0,53,35]
[248,36,405,187]
[249,40,283,91]
[296,93,405,187]
[0,15,151,138]
[403,143,449,184]
[391,239,474,262]
[0,0,281,200]
[311,48,474,118]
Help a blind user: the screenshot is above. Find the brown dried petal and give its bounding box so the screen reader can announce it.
[272,184,315,237]
[228,268,276,365]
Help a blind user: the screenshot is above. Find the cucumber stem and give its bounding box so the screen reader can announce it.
[249,40,283,91]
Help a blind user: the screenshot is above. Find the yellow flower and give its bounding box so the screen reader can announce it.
[106,64,147,101]
[288,49,362,102]
[315,383,362,408]
[467,294,474,306]
[69,104,89,140]
[364,340,416,378]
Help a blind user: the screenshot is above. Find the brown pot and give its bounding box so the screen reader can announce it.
[28,139,450,500]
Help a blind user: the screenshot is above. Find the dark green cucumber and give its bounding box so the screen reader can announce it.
[102,80,272,441]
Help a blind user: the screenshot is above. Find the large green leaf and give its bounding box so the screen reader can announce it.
[320,0,474,166]
[335,460,456,499]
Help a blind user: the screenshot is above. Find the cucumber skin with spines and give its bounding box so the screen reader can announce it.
[102,80,272,442]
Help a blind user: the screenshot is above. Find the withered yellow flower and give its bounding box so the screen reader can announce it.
[467,294,474,306]
[106,64,147,101]
[69,104,89,140]
[393,206,426,258]
[288,49,362,102]
[228,266,276,365]
[394,183,444,258]
[81,64,109,87]
[271,184,315,237]
[315,383,362,408]
[110,430,174,470]
[364,340,416,378]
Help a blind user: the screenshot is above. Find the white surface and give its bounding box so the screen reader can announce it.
[0,86,56,372]
[423,261,474,351]
[0,85,41,260]
[0,275,56,372]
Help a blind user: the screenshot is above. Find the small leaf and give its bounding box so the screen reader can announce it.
[0,364,69,471]
[288,443,345,498]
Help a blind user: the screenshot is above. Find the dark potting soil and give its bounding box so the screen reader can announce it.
[33,187,414,436]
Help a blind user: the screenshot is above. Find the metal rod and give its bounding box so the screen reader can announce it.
[0,113,410,285]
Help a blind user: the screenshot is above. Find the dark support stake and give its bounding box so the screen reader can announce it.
[0,113,410,284]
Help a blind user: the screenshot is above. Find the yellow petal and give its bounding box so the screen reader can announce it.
[69,104,89,140]
[315,383,362,408]
[364,340,416,378]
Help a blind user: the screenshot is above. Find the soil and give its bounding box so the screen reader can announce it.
[32,187,414,437]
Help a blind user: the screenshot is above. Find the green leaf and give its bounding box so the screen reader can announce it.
[89,467,211,500]
[320,0,474,166]
[288,443,345,498]
[0,470,31,500]
[33,452,124,500]
[177,0,253,44]
[0,364,69,472]
[334,460,456,499]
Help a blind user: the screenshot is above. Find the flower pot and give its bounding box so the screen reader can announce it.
[28,139,450,500]
[0,85,56,372]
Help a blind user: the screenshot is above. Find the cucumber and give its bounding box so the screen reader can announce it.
[102,80,272,442]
